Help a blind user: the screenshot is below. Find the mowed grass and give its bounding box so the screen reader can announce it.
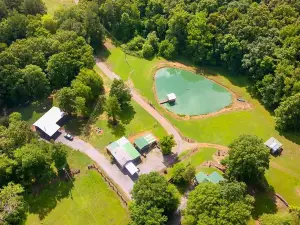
[179,148,217,168]
[25,149,130,225]
[84,66,167,151]
[101,46,300,205]
[43,0,74,14]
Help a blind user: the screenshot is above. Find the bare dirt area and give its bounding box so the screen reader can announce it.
[127,131,158,142]
[151,61,252,121]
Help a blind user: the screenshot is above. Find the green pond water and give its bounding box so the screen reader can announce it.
[155,68,232,116]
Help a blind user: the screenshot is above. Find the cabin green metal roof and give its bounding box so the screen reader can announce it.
[195,172,209,183]
[208,171,225,184]
[195,171,224,184]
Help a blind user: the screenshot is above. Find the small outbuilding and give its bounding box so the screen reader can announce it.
[264,137,283,154]
[106,137,141,175]
[33,107,65,138]
[134,133,157,152]
[167,93,176,102]
[194,171,225,185]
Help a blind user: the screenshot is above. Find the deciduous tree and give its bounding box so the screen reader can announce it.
[183,182,254,225]
[109,79,131,107]
[131,172,179,216]
[275,93,300,132]
[223,135,270,184]
[159,135,175,155]
[105,96,121,124]
[0,183,25,225]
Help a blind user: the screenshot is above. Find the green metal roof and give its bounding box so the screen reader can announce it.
[195,172,209,183]
[134,134,157,150]
[208,172,224,184]
[123,142,140,160]
[106,137,140,161]
[195,171,224,184]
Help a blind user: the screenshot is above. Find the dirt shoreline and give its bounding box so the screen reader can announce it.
[150,61,252,120]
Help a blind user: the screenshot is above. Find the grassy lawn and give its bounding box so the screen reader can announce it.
[86,100,166,151]
[179,148,217,168]
[81,65,167,152]
[25,148,130,225]
[100,45,300,206]
[43,0,74,14]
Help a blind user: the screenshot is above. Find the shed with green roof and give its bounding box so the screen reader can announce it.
[106,137,141,169]
[134,133,157,152]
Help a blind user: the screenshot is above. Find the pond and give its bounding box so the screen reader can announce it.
[155,67,232,116]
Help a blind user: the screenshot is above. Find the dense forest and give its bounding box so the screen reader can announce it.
[1,0,299,131]
[98,0,300,131]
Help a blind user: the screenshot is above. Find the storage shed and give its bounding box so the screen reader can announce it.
[134,133,157,152]
[265,137,283,154]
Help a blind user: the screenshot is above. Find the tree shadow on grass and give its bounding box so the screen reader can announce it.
[119,103,136,125]
[95,44,111,61]
[25,176,74,220]
[251,181,278,219]
[18,98,53,121]
[280,130,300,146]
[107,120,126,137]
[64,116,89,136]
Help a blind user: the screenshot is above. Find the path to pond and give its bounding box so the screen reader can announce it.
[95,58,184,153]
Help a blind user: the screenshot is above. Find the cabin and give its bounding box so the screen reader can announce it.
[194,171,225,186]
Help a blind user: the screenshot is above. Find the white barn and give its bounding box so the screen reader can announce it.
[33,107,65,137]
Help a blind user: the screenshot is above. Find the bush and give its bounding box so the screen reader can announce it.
[126,36,145,51]
[142,43,154,59]
[171,162,196,184]
[159,135,175,155]
[159,40,177,59]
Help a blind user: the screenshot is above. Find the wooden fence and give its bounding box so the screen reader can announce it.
[89,164,130,206]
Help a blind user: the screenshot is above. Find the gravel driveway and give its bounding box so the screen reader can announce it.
[56,134,134,198]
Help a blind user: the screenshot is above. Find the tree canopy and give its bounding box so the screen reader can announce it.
[130,172,179,224]
[183,181,254,225]
[223,135,270,185]
[159,135,175,155]
[97,0,300,132]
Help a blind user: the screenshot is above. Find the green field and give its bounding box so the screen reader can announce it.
[179,148,217,168]
[101,46,300,205]
[84,66,167,152]
[25,149,130,225]
[43,0,74,14]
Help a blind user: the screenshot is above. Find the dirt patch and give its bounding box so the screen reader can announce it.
[104,40,116,50]
[296,187,300,196]
[213,149,228,163]
[128,131,159,143]
[150,62,252,120]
